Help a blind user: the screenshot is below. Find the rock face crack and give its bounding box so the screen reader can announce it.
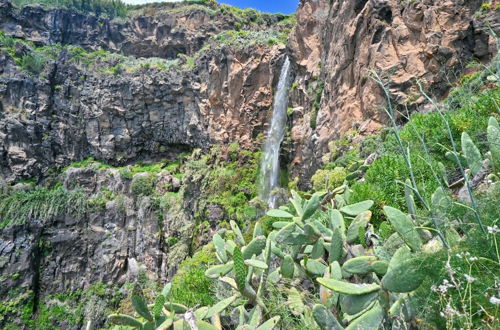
[30,227,43,314]
[287,0,497,186]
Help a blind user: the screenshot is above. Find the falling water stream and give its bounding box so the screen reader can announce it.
[259,56,292,207]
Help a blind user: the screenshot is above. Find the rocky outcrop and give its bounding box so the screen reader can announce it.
[0,165,195,325]
[288,0,499,185]
[0,0,283,58]
[0,0,286,182]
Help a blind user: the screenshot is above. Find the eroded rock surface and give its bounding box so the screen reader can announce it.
[0,0,287,182]
[0,165,196,322]
[288,0,499,184]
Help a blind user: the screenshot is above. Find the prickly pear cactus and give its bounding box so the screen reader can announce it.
[488,117,500,172]
[461,132,483,176]
[110,184,436,329]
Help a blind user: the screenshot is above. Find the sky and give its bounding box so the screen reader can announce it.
[219,0,298,14]
[122,0,299,14]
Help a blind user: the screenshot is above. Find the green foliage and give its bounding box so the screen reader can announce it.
[461,132,483,176]
[186,147,261,227]
[2,282,124,329]
[0,35,178,77]
[66,157,183,180]
[0,31,16,49]
[487,117,500,171]
[311,167,347,191]
[361,152,439,211]
[130,174,156,197]
[13,0,128,18]
[212,29,288,50]
[343,83,499,220]
[396,88,500,160]
[170,245,217,307]
[378,221,393,240]
[260,215,284,235]
[310,81,324,130]
[0,184,86,228]
[349,183,386,222]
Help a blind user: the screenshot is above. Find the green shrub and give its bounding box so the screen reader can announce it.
[350,182,388,223]
[130,174,155,197]
[414,191,499,328]
[12,0,128,18]
[18,46,60,75]
[394,88,500,162]
[377,221,393,240]
[170,244,217,307]
[311,167,347,191]
[309,81,324,130]
[228,142,240,161]
[201,149,261,226]
[261,215,285,235]
[0,31,16,49]
[362,152,439,211]
[0,185,87,228]
[211,29,288,50]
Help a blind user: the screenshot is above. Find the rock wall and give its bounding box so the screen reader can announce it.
[288,0,499,184]
[0,165,198,327]
[0,0,282,58]
[0,1,286,183]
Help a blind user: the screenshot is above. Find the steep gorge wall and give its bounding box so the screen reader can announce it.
[288,0,499,184]
[0,1,285,326]
[0,1,286,182]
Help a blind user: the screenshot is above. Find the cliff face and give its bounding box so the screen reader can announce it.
[0,1,285,326]
[0,1,287,183]
[0,1,282,57]
[1,167,187,296]
[288,0,499,183]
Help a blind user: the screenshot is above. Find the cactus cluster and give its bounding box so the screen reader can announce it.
[108,185,435,329]
[107,283,227,329]
[108,117,499,329]
[200,184,434,329]
[441,116,500,186]
[265,188,431,329]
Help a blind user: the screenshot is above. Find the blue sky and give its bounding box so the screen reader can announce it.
[122,0,299,14]
[219,0,298,14]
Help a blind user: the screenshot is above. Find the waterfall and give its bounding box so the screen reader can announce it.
[259,56,292,208]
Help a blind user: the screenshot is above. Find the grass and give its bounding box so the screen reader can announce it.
[0,34,179,76]
[65,156,184,180]
[347,82,500,223]
[0,184,87,229]
[12,0,128,18]
[211,29,289,50]
[170,244,217,307]
[1,282,126,329]
[414,187,500,328]
[202,148,262,226]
